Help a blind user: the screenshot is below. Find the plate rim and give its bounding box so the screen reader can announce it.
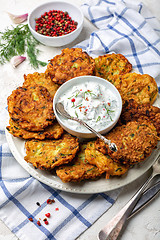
[5,124,160,194]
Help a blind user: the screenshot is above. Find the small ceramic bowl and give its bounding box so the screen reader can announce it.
[28,1,84,47]
[53,76,122,138]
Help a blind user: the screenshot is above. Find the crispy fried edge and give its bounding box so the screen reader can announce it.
[6,118,64,140]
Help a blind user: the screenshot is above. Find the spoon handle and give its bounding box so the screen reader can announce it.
[98,173,154,240]
[98,152,160,240]
[73,117,117,152]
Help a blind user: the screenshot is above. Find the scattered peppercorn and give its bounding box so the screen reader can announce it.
[37,220,41,226]
[47,199,55,204]
[45,213,51,218]
[29,217,33,222]
[35,9,78,37]
[43,218,49,225]
[36,202,41,207]
[55,208,59,211]
[47,199,51,204]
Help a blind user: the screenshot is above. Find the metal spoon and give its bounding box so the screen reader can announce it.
[55,102,117,152]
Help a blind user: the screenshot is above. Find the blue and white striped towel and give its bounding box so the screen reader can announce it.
[0,0,160,240]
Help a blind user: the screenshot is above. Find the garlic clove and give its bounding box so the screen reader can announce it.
[10,56,26,68]
[7,12,28,24]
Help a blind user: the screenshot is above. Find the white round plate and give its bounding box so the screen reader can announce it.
[5,95,160,194]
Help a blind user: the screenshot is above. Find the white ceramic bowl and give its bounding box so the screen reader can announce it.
[28,1,84,47]
[53,76,122,138]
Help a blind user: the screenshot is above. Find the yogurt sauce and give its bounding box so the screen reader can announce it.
[58,81,119,133]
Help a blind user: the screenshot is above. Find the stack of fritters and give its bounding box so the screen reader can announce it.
[6,47,160,183]
[7,73,64,140]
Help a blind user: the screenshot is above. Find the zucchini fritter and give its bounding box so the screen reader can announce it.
[7,85,55,131]
[85,142,128,179]
[95,120,159,165]
[94,53,132,80]
[121,99,160,136]
[111,73,158,105]
[56,143,102,182]
[24,133,79,170]
[6,118,64,140]
[23,72,59,99]
[45,48,95,85]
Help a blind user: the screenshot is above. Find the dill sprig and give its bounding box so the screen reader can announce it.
[83,90,96,99]
[0,24,47,69]
[96,116,101,122]
[104,104,114,121]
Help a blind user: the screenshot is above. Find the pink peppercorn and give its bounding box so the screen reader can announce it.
[45,213,51,218]
[71,98,75,102]
[37,221,41,226]
[35,9,77,37]
[44,220,49,225]
[29,217,33,222]
[47,198,55,204]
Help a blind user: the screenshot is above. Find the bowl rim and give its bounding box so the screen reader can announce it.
[53,75,123,136]
[28,0,84,40]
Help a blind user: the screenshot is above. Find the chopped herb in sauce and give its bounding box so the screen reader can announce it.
[58,81,119,132]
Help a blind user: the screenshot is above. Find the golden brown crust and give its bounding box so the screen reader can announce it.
[111,73,158,105]
[85,141,129,179]
[95,120,158,165]
[23,72,59,99]
[24,133,79,170]
[94,53,132,80]
[120,99,160,136]
[45,48,95,85]
[6,118,64,140]
[56,143,102,182]
[7,85,55,131]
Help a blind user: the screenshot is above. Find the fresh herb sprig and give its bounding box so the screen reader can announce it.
[83,90,96,99]
[96,116,101,122]
[0,24,47,69]
[104,104,114,121]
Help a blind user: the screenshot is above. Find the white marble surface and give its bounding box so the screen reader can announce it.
[0,0,160,240]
